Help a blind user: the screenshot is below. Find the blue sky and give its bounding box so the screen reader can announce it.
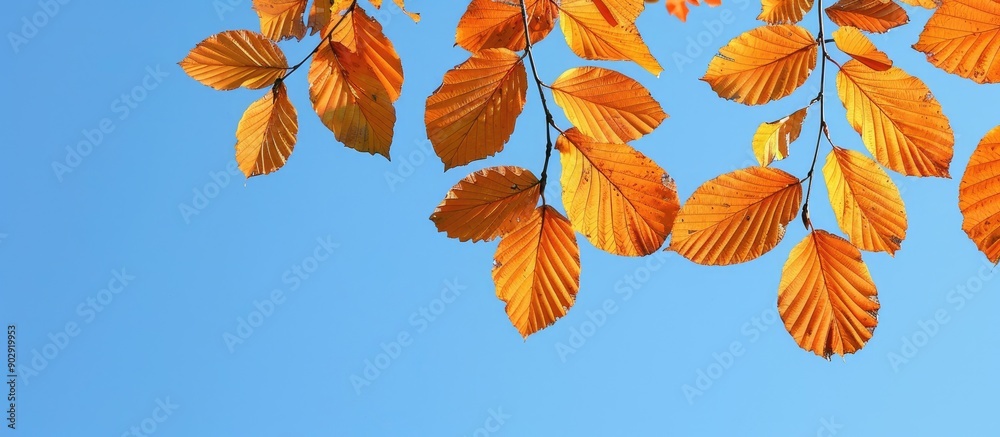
[3,1,999,435]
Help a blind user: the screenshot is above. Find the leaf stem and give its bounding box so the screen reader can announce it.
[281,0,358,80]
[519,0,558,204]
[802,0,830,231]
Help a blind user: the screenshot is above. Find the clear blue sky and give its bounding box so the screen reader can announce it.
[4,1,998,435]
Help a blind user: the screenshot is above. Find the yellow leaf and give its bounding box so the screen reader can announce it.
[825,0,908,34]
[550,67,667,144]
[309,40,395,158]
[430,166,542,242]
[179,30,288,91]
[959,126,1000,263]
[832,26,891,71]
[235,83,298,178]
[778,230,879,359]
[456,0,559,52]
[667,0,722,22]
[896,0,938,9]
[752,107,808,167]
[758,0,815,24]
[702,25,818,106]
[425,49,528,170]
[836,60,954,177]
[558,0,663,75]
[252,0,308,41]
[913,0,1000,84]
[308,0,353,35]
[493,205,580,338]
[557,129,680,256]
[329,8,404,101]
[823,147,907,255]
[367,0,420,22]
[671,167,802,265]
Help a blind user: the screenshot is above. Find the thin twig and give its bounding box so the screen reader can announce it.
[801,0,830,231]
[518,0,557,204]
[282,0,358,79]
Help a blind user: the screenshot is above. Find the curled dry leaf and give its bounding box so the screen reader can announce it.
[752,107,808,167]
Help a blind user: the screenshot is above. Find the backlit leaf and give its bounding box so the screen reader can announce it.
[179,30,288,91]
[778,230,879,359]
[832,26,891,71]
[752,107,808,167]
[913,0,1000,84]
[558,0,664,75]
[368,0,420,22]
[252,0,308,41]
[758,0,815,24]
[308,0,354,35]
[671,167,802,265]
[329,7,404,101]
[557,128,680,256]
[896,0,938,9]
[493,206,581,338]
[456,0,559,52]
[550,67,667,144]
[235,83,298,178]
[959,126,1000,263]
[823,147,907,254]
[430,166,541,242]
[667,0,722,22]
[825,0,908,34]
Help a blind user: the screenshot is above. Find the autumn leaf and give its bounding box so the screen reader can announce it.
[430,166,541,242]
[913,0,1000,84]
[234,83,298,178]
[778,230,879,359]
[823,147,907,255]
[550,67,667,144]
[752,107,808,167]
[959,126,1000,263]
[832,26,891,71]
[671,167,802,265]
[702,25,818,106]
[896,0,938,9]
[558,0,663,75]
[252,0,308,41]
[836,60,954,177]
[825,0,908,34]
[425,49,528,170]
[456,0,559,52]
[493,205,581,338]
[758,0,815,24]
[179,30,288,91]
[557,128,680,256]
[667,0,723,22]
[329,7,404,101]
[367,0,420,22]
[308,0,353,34]
[309,40,395,158]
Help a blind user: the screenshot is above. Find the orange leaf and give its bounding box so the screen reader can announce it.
[667,0,722,22]
[550,67,667,144]
[823,147,907,255]
[752,107,808,167]
[825,0,908,34]
[329,7,404,101]
[913,0,1000,84]
[308,0,354,35]
[367,0,420,22]
[778,230,879,359]
[836,60,954,177]
[235,83,298,178]
[896,0,938,8]
[456,0,559,52]
[832,26,891,71]
[430,166,542,242]
[959,126,1000,263]
[702,25,817,106]
[308,41,395,158]
[179,30,288,91]
[493,206,581,338]
[758,0,815,24]
[558,0,663,75]
[671,167,802,265]
[425,49,528,170]
[557,129,680,256]
[252,0,308,41]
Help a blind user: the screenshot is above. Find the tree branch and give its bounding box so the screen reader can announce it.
[519,0,558,204]
[281,0,358,80]
[801,0,830,231]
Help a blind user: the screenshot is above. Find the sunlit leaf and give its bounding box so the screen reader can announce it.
[896,0,938,9]
[558,0,664,75]
[667,0,722,22]
[367,0,420,21]
[329,7,404,101]
[430,166,541,242]
[252,0,308,41]
[913,0,1000,84]
[493,206,581,338]
[671,167,802,265]
[758,0,815,24]
[752,107,808,167]
[234,83,298,178]
[778,230,879,359]
[179,30,288,91]
[959,126,1000,263]
[307,0,353,34]
[456,0,559,52]
[832,26,891,71]
[823,147,907,255]
[825,0,908,34]
[550,67,667,144]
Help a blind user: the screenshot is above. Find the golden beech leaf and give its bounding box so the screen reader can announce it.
[308,0,353,35]
[702,25,818,106]
[557,129,680,256]
[368,0,420,22]
[836,60,954,177]
[493,205,581,338]
[309,40,395,158]
[758,0,815,24]
[329,7,404,101]
[752,107,808,167]
[913,0,1000,84]
[430,166,542,243]
[778,230,879,359]
[667,0,722,22]
[425,49,528,170]
[959,126,1000,263]
[671,167,802,265]
[832,26,892,71]
[235,83,298,178]
[823,147,907,255]
[456,0,559,52]
[550,67,667,144]
[558,0,664,75]
[179,30,288,91]
[252,0,308,41]
[896,0,938,8]
[825,0,908,34]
